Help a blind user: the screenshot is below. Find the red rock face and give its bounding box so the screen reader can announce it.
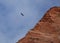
[17,6,60,43]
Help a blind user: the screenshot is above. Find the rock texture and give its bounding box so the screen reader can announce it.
[17,6,60,43]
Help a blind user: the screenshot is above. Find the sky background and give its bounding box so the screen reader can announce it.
[0,0,60,43]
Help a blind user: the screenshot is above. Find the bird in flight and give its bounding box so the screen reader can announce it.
[21,13,24,16]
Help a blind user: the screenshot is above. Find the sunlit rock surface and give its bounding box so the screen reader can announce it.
[17,6,60,43]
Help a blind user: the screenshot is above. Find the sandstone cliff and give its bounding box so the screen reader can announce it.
[17,6,60,43]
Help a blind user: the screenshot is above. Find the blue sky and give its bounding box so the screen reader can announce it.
[0,0,60,43]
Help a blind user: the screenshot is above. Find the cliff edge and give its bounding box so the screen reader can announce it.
[17,6,60,43]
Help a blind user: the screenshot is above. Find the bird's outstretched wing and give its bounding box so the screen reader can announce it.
[21,13,24,16]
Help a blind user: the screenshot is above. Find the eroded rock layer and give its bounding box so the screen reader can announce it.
[17,6,60,43]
